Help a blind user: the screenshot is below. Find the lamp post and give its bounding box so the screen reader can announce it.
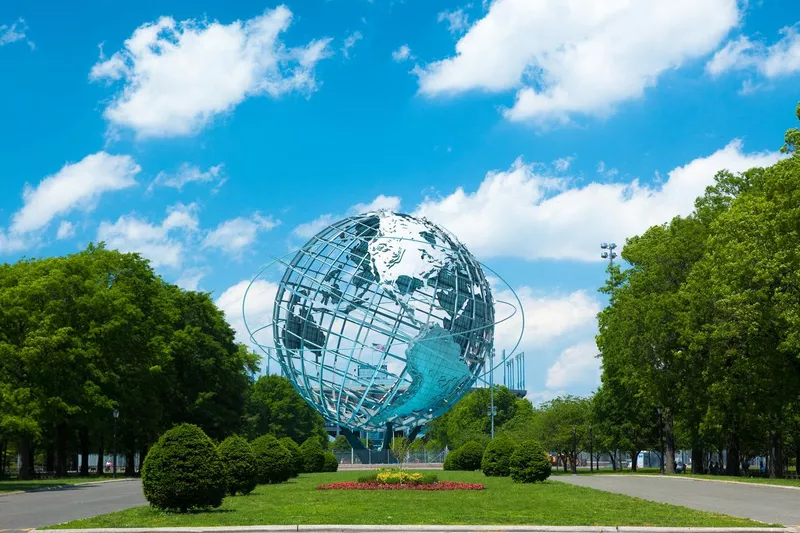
[600,243,618,266]
[589,424,594,473]
[112,409,119,479]
[656,407,664,475]
[488,349,496,439]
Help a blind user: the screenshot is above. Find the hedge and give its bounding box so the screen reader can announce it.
[509,439,552,483]
[481,435,518,477]
[251,434,292,484]
[218,435,257,495]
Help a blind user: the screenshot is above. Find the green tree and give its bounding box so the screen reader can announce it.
[245,375,327,443]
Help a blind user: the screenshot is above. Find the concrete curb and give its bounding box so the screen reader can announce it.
[32,527,799,533]
[586,475,800,492]
[0,478,136,498]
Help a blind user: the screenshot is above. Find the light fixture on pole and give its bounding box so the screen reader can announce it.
[112,409,119,479]
[600,242,618,266]
[656,407,665,475]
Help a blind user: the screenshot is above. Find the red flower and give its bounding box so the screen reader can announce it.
[316,482,484,491]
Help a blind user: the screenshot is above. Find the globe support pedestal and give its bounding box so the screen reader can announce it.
[339,427,372,465]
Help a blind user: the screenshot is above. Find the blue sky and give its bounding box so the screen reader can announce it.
[1,0,799,403]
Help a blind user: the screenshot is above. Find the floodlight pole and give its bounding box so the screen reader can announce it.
[600,242,618,266]
[489,349,495,439]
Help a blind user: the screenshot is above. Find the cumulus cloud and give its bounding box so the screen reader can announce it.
[342,31,363,59]
[90,6,332,138]
[0,18,34,49]
[706,25,800,81]
[11,152,140,235]
[552,157,573,172]
[216,279,279,353]
[438,8,471,35]
[202,214,279,255]
[56,221,76,240]
[175,267,210,292]
[416,0,740,122]
[97,203,198,268]
[148,163,225,193]
[392,45,413,62]
[415,141,782,262]
[292,195,402,240]
[545,340,601,390]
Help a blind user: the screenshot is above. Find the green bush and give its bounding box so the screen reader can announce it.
[141,424,226,512]
[443,448,460,471]
[279,437,302,477]
[481,435,518,477]
[357,471,379,483]
[323,452,339,472]
[445,441,484,471]
[509,439,552,483]
[251,435,292,484]
[217,436,257,495]
[300,437,325,473]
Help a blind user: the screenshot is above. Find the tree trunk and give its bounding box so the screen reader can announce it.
[79,427,90,477]
[630,450,638,471]
[125,450,135,476]
[45,446,55,473]
[726,434,741,477]
[139,444,149,475]
[0,440,6,478]
[609,452,617,471]
[19,435,33,480]
[56,422,68,477]
[692,447,705,475]
[768,430,783,479]
[664,409,676,474]
[96,438,104,474]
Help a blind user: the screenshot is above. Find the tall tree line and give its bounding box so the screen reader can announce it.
[596,103,800,477]
[0,244,326,479]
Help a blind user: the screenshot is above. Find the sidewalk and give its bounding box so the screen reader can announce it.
[33,526,799,533]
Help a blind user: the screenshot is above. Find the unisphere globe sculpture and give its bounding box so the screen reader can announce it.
[246,211,500,432]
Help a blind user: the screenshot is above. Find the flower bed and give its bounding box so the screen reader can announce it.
[317,481,484,491]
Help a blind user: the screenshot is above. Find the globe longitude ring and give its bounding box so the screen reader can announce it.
[243,210,524,433]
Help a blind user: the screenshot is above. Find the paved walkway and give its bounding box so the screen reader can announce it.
[0,479,145,531]
[555,475,800,527]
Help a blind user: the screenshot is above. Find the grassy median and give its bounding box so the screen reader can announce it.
[48,470,768,529]
[0,476,114,493]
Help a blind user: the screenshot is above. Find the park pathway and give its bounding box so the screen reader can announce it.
[0,479,145,531]
[556,475,800,527]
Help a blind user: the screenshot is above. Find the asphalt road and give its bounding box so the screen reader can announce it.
[556,475,800,527]
[0,479,146,531]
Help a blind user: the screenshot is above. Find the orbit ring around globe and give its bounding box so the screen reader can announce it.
[242,210,525,433]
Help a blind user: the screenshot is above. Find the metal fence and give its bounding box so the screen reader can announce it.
[332,448,449,465]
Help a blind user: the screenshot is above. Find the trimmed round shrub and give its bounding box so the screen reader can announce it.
[509,440,552,483]
[323,452,339,472]
[300,437,325,473]
[279,437,303,477]
[443,448,461,471]
[141,423,226,512]
[218,435,257,496]
[251,435,292,484]
[481,435,518,477]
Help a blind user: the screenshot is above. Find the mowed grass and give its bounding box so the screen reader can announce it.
[0,476,113,493]
[49,471,766,529]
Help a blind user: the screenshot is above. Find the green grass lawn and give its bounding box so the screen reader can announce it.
[0,476,114,493]
[49,471,767,529]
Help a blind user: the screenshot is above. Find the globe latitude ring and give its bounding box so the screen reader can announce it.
[243,210,524,433]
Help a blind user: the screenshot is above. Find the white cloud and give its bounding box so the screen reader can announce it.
[0,231,26,254]
[553,157,573,172]
[350,194,401,214]
[415,141,782,262]
[416,0,740,122]
[175,267,210,292]
[11,152,140,235]
[706,26,800,80]
[202,214,279,255]
[392,44,414,62]
[56,221,76,240]
[90,7,332,138]
[216,279,279,351]
[546,340,601,390]
[292,195,402,240]
[292,213,337,240]
[0,18,34,49]
[97,203,198,268]
[149,163,225,192]
[438,7,470,35]
[342,31,363,58]
[494,286,600,354]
